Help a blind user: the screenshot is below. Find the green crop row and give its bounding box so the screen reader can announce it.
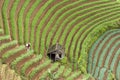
[34,0,69,54]
[58,2,120,70]
[39,63,59,80]
[92,31,119,74]
[38,0,110,55]
[2,45,25,61]
[11,50,34,69]
[110,49,120,71]
[88,29,120,74]
[24,0,42,43]
[54,65,65,79]
[0,35,10,41]
[30,0,54,50]
[58,0,117,50]
[77,8,120,71]
[66,71,81,80]
[17,0,30,44]
[87,24,119,73]
[52,0,110,44]
[116,61,120,80]
[2,0,10,35]
[92,31,120,74]
[47,1,118,62]
[0,40,17,52]
[68,9,119,62]
[9,0,20,39]
[44,0,105,53]
[47,0,112,46]
[104,41,120,68]
[45,0,83,47]
[94,67,100,78]
[21,54,42,76]
[29,59,51,79]
[66,3,120,62]
[98,68,106,80]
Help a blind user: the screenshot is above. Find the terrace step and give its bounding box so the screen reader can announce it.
[0,40,18,58]
[0,35,11,45]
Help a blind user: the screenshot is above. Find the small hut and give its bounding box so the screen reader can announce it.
[47,43,65,62]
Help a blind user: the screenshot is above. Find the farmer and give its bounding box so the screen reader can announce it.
[25,43,31,51]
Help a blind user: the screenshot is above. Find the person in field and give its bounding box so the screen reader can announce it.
[25,43,31,51]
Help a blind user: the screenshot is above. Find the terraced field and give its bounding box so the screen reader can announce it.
[0,0,120,80]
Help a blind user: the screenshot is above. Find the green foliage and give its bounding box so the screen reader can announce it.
[11,50,34,69]
[21,54,42,76]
